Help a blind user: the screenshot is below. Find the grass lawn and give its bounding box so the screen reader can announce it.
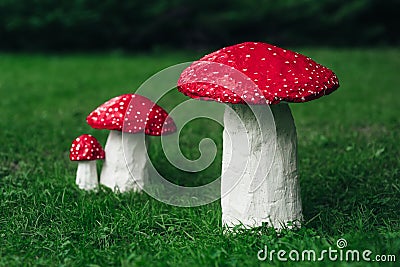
[0,48,399,266]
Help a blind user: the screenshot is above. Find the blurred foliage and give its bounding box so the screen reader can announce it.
[0,0,398,51]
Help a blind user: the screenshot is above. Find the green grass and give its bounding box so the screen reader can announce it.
[0,48,399,266]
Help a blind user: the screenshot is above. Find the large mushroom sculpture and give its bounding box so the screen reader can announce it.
[86,94,176,193]
[177,42,339,229]
[69,134,105,191]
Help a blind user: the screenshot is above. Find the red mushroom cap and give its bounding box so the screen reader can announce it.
[177,42,339,105]
[69,134,105,161]
[86,94,176,136]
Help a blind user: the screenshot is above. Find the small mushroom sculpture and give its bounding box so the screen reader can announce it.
[86,94,176,193]
[69,134,105,191]
[178,42,339,229]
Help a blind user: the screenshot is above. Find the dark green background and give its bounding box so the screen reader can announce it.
[0,0,398,51]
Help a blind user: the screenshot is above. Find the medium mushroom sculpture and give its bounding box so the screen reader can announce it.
[69,134,105,191]
[86,94,176,193]
[177,42,339,229]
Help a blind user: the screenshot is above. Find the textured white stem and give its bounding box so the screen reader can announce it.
[100,130,147,193]
[76,161,98,191]
[221,103,303,230]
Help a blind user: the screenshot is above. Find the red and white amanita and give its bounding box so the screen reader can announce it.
[70,134,105,191]
[178,42,339,229]
[87,94,176,192]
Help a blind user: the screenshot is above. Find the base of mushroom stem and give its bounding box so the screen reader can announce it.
[221,103,303,230]
[100,130,148,193]
[222,218,302,231]
[76,161,99,191]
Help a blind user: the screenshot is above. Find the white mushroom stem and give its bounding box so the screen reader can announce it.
[76,161,99,191]
[221,103,303,230]
[100,130,148,193]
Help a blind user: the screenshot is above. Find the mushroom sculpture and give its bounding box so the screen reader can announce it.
[177,42,339,229]
[69,134,105,191]
[86,94,176,193]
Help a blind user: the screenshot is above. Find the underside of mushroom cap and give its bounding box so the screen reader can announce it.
[70,134,105,161]
[86,94,176,136]
[177,42,339,105]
